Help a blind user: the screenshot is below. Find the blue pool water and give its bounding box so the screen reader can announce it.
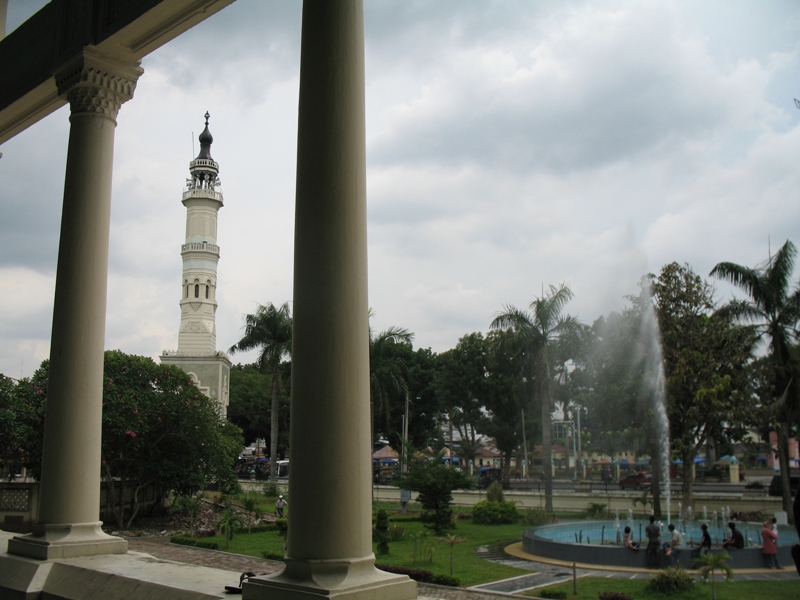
[535,519,799,547]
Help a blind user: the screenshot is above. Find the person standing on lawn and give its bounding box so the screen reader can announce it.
[275,494,287,518]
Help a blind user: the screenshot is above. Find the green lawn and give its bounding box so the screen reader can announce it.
[201,513,532,587]
[524,577,798,599]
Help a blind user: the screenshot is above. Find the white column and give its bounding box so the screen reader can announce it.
[244,2,415,599]
[7,48,141,560]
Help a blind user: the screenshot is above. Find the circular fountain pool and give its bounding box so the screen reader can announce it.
[523,520,798,570]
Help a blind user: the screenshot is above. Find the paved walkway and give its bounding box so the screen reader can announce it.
[126,535,284,578]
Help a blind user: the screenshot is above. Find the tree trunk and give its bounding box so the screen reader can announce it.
[541,390,553,513]
[269,369,280,480]
[777,421,794,523]
[651,452,662,518]
[681,454,694,514]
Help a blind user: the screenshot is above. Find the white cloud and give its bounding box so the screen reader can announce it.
[2,0,800,375]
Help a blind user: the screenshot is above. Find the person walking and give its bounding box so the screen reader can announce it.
[645,516,661,568]
[761,520,781,569]
[275,494,287,518]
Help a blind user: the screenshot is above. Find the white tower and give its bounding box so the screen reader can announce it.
[162,113,230,415]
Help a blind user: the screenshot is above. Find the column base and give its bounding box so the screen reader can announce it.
[7,521,127,560]
[243,555,416,600]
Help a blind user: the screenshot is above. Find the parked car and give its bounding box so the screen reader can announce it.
[768,474,800,497]
[619,472,652,490]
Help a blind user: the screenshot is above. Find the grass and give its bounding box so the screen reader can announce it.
[523,577,798,599]
[199,509,532,587]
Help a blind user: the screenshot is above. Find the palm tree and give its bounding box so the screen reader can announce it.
[692,550,733,600]
[711,240,800,517]
[229,302,293,480]
[491,283,580,512]
[369,318,413,445]
[239,492,263,533]
[437,533,465,575]
[218,505,245,548]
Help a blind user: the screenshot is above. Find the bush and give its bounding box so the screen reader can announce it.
[388,523,406,542]
[521,507,549,526]
[261,550,285,561]
[472,501,519,525]
[375,564,459,587]
[586,502,608,518]
[429,574,461,587]
[598,592,632,600]
[262,482,279,496]
[539,589,567,599]
[486,480,504,502]
[170,535,220,550]
[376,509,390,555]
[745,480,765,489]
[649,567,694,593]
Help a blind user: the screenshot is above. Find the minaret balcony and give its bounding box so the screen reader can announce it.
[182,188,223,202]
[181,242,220,254]
[190,158,219,170]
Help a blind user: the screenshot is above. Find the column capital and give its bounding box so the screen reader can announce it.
[54,47,143,120]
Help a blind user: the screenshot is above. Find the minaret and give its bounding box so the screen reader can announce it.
[179,112,221,352]
[162,113,230,416]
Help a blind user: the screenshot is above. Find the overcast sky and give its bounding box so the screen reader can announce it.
[2,0,799,379]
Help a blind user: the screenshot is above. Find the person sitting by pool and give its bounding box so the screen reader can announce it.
[692,522,712,557]
[623,526,639,550]
[665,523,683,566]
[722,522,744,550]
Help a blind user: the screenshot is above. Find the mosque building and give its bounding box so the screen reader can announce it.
[160,113,231,417]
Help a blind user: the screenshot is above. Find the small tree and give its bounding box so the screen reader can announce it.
[398,454,474,533]
[632,490,652,516]
[692,551,733,600]
[375,509,390,555]
[240,493,263,533]
[169,494,204,535]
[486,480,504,502]
[218,506,244,548]
[437,534,465,575]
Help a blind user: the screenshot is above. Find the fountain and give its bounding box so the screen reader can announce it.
[523,520,798,569]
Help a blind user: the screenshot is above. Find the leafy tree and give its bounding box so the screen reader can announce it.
[398,452,474,532]
[491,283,581,512]
[0,374,38,479]
[16,352,243,528]
[229,302,293,480]
[227,364,271,446]
[435,333,492,469]
[711,240,800,517]
[652,263,757,511]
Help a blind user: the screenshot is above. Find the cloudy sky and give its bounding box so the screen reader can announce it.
[2,0,799,379]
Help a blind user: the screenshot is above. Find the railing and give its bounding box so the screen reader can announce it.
[181,242,219,254]
[190,158,218,170]
[182,188,223,202]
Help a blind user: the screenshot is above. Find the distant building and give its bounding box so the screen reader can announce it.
[161,113,231,416]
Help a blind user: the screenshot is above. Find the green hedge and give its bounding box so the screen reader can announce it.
[170,535,220,550]
[472,501,519,525]
[376,564,460,587]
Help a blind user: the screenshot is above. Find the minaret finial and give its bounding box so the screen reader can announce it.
[197,112,214,160]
